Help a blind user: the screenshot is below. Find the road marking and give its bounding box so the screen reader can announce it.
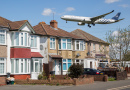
[107,85,130,90]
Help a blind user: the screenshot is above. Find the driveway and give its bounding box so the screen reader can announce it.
[0,79,130,90]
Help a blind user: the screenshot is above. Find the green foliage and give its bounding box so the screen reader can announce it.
[38,71,47,80]
[69,63,83,78]
[108,77,116,81]
[51,74,55,79]
[56,83,60,86]
[38,74,43,80]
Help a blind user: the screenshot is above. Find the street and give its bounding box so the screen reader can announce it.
[0,79,130,90]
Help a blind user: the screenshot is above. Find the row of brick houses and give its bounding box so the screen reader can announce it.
[0,16,109,80]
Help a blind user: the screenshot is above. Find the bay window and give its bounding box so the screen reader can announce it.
[11,59,30,74]
[50,37,55,49]
[11,32,30,47]
[63,59,72,71]
[59,38,72,50]
[31,35,37,48]
[75,40,85,50]
[0,58,6,75]
[0,30,6,45]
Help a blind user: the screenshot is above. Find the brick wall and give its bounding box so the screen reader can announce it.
[116,71,127,80]
[0,76,6,85]
[0,45,7,57]
[125,67,130,73]
[11,74,30,80]
[87,75,108,82]
[15,77,94,85]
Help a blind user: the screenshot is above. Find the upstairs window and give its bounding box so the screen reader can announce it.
[11,32,30,47]
[75,40,85,51]
[50,37,55,49]
[93,43,95,51]
[59,38,72,50]
[31,35,37,48]
[0,30,6,45]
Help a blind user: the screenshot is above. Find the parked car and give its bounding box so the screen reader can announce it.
[83,68,104,75]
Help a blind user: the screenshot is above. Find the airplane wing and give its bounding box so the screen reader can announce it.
[90,10,114,22]
[115,18,125,22]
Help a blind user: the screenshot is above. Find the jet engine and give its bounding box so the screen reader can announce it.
[78,22,85,25]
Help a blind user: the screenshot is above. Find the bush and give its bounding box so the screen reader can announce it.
[38,74,43,80]
[69,63,83,78]
[38,71,47,80]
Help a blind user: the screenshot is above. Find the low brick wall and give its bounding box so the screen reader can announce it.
[11,74,30,80]
[73,77,94,85]
[87,75,108,82]
[116,71,127,80]
[15,77,94,85]
[125,67,130,73]
[0,76,6,86]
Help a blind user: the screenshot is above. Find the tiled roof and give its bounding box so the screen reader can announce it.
[0,16,12,27]
[0,16,28,30]
[71,29,108,44]
[33,22,84,40]
[49,55,62,59]
[31,52,43,58]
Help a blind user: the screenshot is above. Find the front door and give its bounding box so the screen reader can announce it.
[31,58,43,79]
[54,60,61,75]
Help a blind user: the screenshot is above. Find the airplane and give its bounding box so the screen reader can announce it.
[60,10,124,28]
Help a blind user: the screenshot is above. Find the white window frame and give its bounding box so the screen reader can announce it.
[75,59,84,66]
[0,58,6,75]
[59,38,72,50]
[0,30,6,45]
[11,32,30,47]
[62,59,72,71]
[75,40,85,51]
[31,35,37,48]
[11,59,30,74]
[50,37,56,49]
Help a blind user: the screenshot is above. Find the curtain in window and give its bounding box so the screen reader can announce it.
[25,33,27,46]
[80,41,83,50]
[35,62,39,72]
[67,39,71,49]
[31,37,33,47]
[0,30,5,44]
[15,32,19,45]
[25,59,27,73]
[0,63,4,74]
[21,59,23,73]
[34,36,37,47]
[21,33,23,45]
[15,59,19,73]
[11,60,14,73]
[76,41,79,50]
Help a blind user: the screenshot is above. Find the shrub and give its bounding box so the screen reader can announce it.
[38,74,43,80]
[69,63,83,78]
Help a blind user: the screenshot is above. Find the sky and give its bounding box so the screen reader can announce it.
[0,0,130,41]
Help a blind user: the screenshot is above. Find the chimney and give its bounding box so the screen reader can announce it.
[50,20,58,29]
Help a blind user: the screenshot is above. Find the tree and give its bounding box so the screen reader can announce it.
[106,27,130,69]
[69,64,83,78]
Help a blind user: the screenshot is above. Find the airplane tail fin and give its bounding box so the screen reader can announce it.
[112,12,121,20]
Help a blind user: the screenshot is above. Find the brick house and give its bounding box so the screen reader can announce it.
[0,16,43,80]
[71,29,109,68]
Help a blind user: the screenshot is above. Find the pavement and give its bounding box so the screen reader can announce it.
[0,79,130,90]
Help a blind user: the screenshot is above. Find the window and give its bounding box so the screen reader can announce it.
[63,59,72,71]
[75,40,85,50]
[11,59,30,74]
[0,30,6,45]
[0,58,6,75]
[50,37,55,49]
[75,59,84,66]
[11,32,30,47]
[31,35,37,48]
[59,38,72,50]
[93,43,95,51]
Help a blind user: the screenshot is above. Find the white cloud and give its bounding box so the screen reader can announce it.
[119,4,129,8]
[65,7,75,12]
[105,0,120,4]
[42,8,53,16]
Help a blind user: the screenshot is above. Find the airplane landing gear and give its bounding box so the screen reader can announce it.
[88,24,91,28]
[92,23,95,26]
